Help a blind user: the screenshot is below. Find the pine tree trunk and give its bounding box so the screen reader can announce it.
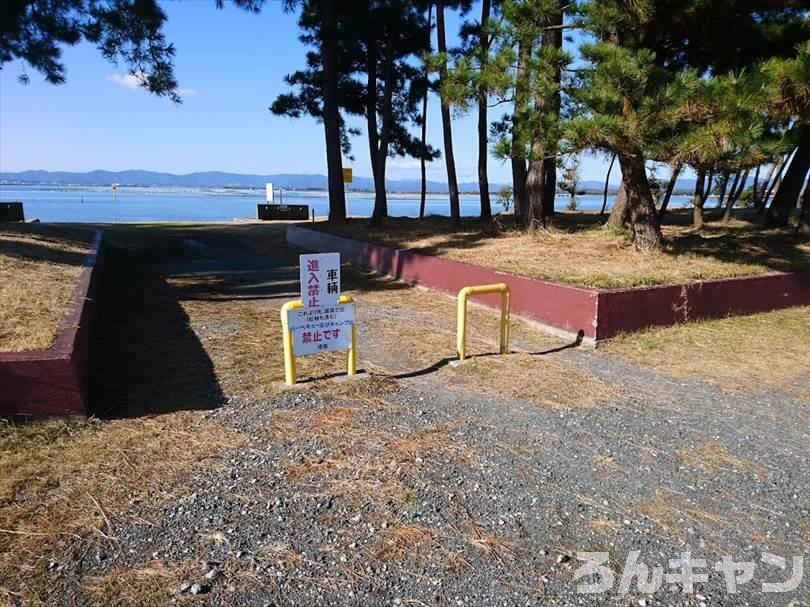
[601,154,616,215]
[798,180,810,238]
[320,0,346,222]
[369,37,396,227]
[606,181,628,227]
[765,143,810,228]
[477,0,491,222]
[705,171,714,207]
[436,0,461,225]
[761,151,790,212]
[540,159,556,225]
[692,168,706,228]
[751,165,760,205]
[367,39,383,226]
[723,171,741,221]
[419,3,433,220]
[377,50,395,223]
[510,39,530,227]
[540,0,564,225]
[525,156,544,229]
[657,163,681,219]
[511,158,527,225]
[723,168,749,221]
[618,151,663,250]
[716,172,730,209]
[755,162,777,210]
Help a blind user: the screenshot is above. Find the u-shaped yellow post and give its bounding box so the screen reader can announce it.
[457,283,510,361]
[281,295,356,385]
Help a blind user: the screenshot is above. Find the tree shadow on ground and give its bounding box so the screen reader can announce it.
[88,244,225,419]
[387,331,584,380]
[0,224,96,267]
[665,221,810,273]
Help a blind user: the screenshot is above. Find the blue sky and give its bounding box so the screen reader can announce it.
[0,1,618,184]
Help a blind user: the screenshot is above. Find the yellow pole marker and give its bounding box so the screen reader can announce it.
[281,295,356,385]
[456,283,510,361]
[281,299,303,385]
[347,321,357,376]
[500,286,510,354]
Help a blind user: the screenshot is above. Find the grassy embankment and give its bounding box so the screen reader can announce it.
[315,210,810,289]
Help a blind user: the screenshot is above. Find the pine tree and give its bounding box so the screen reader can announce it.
[271,0,365,222]
[1,0,187,102]
[434,0,465,225]
[358,0,439,226]
[762,44,810,228]
[567,0,666,249]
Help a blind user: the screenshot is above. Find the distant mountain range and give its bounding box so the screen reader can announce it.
[0,169,499,194]
[0,169,750,195]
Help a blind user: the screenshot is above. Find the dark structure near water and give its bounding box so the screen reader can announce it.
[257,204,309,221]
[0,202,24,222]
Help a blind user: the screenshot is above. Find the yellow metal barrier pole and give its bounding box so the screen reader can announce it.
[457,287,470,361]
[282,295,357,384]
[348,323,357,375]
[281,300,304,385]
[456,283,510,361]
[338,295,357,376]
[500,288,510,354]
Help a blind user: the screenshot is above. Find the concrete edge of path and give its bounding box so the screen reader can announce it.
[0,230,106,419]
[286,224,810,342]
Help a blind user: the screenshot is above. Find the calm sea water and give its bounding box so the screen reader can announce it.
[0,185,692,223]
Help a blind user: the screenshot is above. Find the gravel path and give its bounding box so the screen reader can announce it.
[34,226,808,606]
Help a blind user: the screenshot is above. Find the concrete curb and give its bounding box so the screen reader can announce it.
[0,230,106,419]
[286,225,810,341]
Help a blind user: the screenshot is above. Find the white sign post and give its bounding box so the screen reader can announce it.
[299,253,341,308]
[289,252,353,358]
[265,182,274,203]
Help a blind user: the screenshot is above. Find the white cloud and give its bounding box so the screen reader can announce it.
[107,72,197,98]
[107,71,147,90]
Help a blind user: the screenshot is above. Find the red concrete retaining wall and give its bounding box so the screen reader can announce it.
[0,231,105,419]
[287,225,598,339]
[287,225,810,342]
[596,272,810,339]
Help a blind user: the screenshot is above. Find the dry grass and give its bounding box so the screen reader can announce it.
[315,214,810,289]
[587,517,620,536]
[277,404,474,508]
[82,560,194,606]
[349,276,616,409]
[603,306,810,396]
[444,353,616,409]
[371,525,434,561]
[387,421,473,464]
[0,413,245,603]
[638,491,728,542]
[170,250,613,411]
[175,297,360,402]
[462,515,517,563]
[676,442,763,478]
[0,224,96,351]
